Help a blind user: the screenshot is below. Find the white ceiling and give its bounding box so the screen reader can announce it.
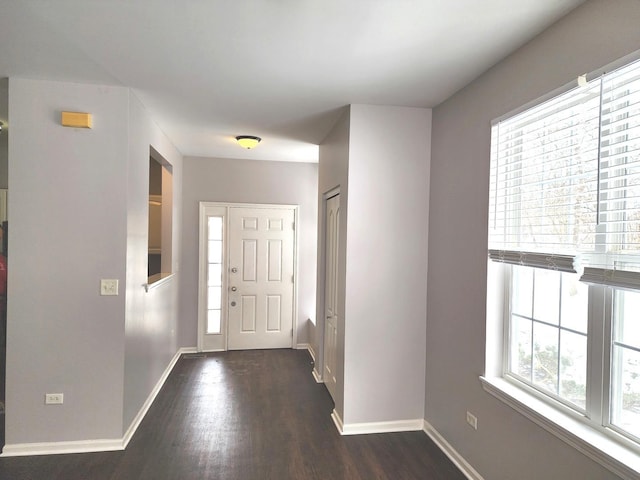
[0,0,585,163]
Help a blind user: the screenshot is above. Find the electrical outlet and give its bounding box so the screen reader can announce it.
[466,411,478,430]
[45,393,64,405]
[100,279,119,296]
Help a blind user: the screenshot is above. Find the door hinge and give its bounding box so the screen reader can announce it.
[292,222,296,231]
[291,329,294,337]
[291,275,295,283]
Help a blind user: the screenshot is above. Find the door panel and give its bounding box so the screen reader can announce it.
[267,295,281,331]
[323,194,340,400]
[268,240,282,281]
[241,296,257,332]
[228,207,295,350]
[242,240,257,281]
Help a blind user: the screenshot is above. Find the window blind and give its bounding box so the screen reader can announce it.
[489,58,640,276]
[591,60,640,272]
[580,266,640,289]
[488,81,601,262]
[488,249,577,273]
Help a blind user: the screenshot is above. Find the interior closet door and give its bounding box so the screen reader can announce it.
[323,193,339,400]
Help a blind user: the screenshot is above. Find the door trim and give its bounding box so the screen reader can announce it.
[197,202,299,352]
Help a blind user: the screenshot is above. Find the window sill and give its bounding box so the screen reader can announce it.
[480,376,640,480]
[144,273,174,292]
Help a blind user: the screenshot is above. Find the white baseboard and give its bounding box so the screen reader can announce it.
[297,343,322,382]
[1,347,196,457]
[332,413,423,436]
[122,347,196,448]
[296,342,316,362]
[423,419,485,480]
[330,413,482,479]
[331,409,344,433]
[1,438,123,457]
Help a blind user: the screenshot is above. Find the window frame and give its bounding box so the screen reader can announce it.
[483,263,640,479]
[484,51,640,479]
[608,289,640,444]
[502,265,591,415]
[197,203,229,352]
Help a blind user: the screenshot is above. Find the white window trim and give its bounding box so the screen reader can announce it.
[484,48,640,478]
[480,376,640,480]
[483,260,640,480]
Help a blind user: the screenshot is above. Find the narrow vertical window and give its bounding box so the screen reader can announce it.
[207,216,223,334]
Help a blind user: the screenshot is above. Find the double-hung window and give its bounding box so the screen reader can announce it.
[486,57,640,476]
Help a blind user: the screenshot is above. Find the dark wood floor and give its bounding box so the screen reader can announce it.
[0,349,467,479]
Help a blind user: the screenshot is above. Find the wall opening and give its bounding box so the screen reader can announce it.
[148,147,173,282]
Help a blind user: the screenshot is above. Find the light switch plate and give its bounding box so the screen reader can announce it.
[100,279,119,296]
[45,393,64,405]
[466,411,478,430]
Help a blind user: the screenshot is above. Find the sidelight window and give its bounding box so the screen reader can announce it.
[207,216,223,334]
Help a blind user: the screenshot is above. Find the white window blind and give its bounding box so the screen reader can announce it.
[591,60,640,272]
[487,249,577,273]
[489,59,640,276]
[489,81,601,261]
[580,267,640,289]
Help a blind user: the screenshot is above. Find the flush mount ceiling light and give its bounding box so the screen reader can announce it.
[235,135,261,149]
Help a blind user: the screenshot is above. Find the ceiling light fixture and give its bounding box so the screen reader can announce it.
[235,135,261,149]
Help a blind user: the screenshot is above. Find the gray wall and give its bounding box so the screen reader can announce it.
[426,0,640,478]
[179,156,318,349]
[6,78,183,445]
[316,105,431,426]
[316,108,351,419]
[344,105,430,425]
[7,78,128,442]
[123,93,183,430]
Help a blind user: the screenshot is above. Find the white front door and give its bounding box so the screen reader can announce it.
[323,193,339,400]
[198,203,297,352]
[227,206,295,350]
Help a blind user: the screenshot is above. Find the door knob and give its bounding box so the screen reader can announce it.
[231,286,237,292]
[231,301,237,307]
[231,267,238,273]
